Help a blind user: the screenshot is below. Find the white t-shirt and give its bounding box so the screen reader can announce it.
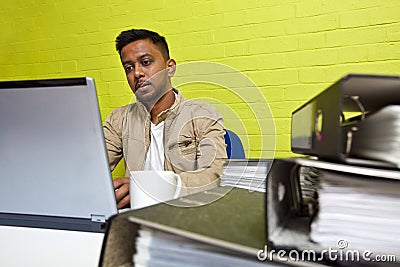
[143,121,165,171]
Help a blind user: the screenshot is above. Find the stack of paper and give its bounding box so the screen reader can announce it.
[133,227,272,267]
[219,159,272,192]
[310,170,400,256]
[298,166,320,216]
[350,105,400,168]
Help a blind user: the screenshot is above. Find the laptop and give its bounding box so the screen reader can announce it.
[0,77,118,233]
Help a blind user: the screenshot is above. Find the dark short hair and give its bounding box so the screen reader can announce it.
[115,29,170,60]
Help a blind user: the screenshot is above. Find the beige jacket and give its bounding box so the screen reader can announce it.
[103,89,227,195]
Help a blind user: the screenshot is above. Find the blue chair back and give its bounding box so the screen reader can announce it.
[224,129,245,159]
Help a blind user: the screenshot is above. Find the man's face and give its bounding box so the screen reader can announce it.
[120,39,175,106]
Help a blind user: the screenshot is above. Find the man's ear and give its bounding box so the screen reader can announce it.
[166,59,176,77]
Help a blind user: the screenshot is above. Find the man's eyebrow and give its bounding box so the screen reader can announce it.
[122,60,133,65]
[122,53,153,65]
[138,53,153,59]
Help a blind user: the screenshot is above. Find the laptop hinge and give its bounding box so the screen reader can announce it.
[91,214,106,223]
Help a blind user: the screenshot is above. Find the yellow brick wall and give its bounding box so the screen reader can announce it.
[1,0,399,177]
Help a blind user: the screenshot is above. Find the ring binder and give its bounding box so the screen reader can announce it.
[291,73,400,167]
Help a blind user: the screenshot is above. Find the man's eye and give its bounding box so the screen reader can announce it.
[124,65,133,72]
[142,59,151,66]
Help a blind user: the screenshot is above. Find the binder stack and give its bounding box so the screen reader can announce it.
[266,74,400,265]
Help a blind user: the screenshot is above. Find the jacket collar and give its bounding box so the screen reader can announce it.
[135,88,185,124]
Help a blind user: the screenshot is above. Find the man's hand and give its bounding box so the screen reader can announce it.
[113,177,130,209]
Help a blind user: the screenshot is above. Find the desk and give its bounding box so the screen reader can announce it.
[0,225,104,267]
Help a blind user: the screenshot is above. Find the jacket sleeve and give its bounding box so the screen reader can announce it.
[103,106,126,172]
[176,105,228,196]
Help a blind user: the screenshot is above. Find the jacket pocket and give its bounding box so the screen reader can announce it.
[177,136,197,157]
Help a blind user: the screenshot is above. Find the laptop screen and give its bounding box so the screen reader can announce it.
[0,77,118,232]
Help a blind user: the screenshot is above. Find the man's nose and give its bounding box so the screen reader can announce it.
[134,64,144,79]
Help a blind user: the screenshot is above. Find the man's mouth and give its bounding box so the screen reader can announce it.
[136,82,150,91]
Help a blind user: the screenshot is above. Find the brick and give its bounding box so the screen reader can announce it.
[29,38,57,52]
[239,103,275,122]
[108,81,131,96]
[78,57,101,71]
[326,65,363,81]
[224,41,248,57]
[234,86,270,104]
[81,45,103,59]
[323,1,382,13]
[276,134,291,151]
[51,47,84,61]
[385,60,400,74]
[259,21,286,38]
[108,95,131,108]
[239,119,263,135]
[177,70,256,92]
[339,10,370,28]
[248,35,299,54]
[260,86,285,102]
[296,0,324,17]
[100,68,125,82]
[286,14,338,34]
[213,1,252,13]
[77,30,117,46]
[274,118,292,134]
[160,20,182,35]
[297,32,325,50]
[110,55,123,69]
[298,67,328,83]
[289,48,339,67]
[61,60,77,73]
[97,95,110,108]
[269,101,302,118]
[176,31,215,47]
[257,53,289,70]
[368,43,400,61]
[214,24,260,43]
[326,26,388,47]
[363,61,400,74]
[387,23,400,42]
[100,44,116,57]
[159,5,187,22]
[219,55,259,72]
[179,85,221,101]
[130,0,164,11]
[213,88,243,104]
[0,1,16,11]
[247,68,298,87]
[0,65,14,78]
[229,104,258,120]
[325,61,400,82]
[338,45,369,64]
[284,84,326,101]
[246,4,296,24]
[369,5,400,25]
[223,11,247,27]
[41,62,62,74]
[191,1,215,17]
[246,134,276,153]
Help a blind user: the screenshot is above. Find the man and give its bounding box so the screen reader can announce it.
[103,29,227,208]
